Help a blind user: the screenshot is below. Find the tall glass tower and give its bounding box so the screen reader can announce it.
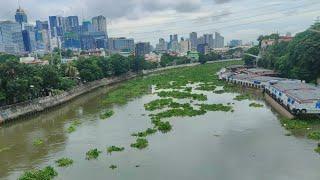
[15,7,28,28]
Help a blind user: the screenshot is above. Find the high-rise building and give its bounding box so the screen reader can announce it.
[92,15,107,33]
[22,29,36,52]
[15,7,28,28]
[155,38,167,53]
[81,21,93,33]
[36,20,49,30]
[203,34,214,48]
[190,32,197,49]
[0,21,24,54]
[66,16,79,32]
[197,43,208,55]
[108,37,134,52]
[49,16,65,37]
[229,40,242,47]
[135,42,151,57]
[214,32,224,48]
[169,34,178,51]
[179,39,191,54]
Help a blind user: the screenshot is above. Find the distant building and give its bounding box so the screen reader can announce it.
[22,28,36,52]
[135,42,151,57]
[92,15,107,33]
[49,16,65,37]
[214,32,224,48]
[179,39,191,55]
[155,38,167,53]
[204,34,214,48]
[66,16,79,32]
[15,7,28,28]
[187,50,199,62]
[229,40,242,47]
[197,43,208,55]
[108,37,134,52]
[0,21,24,54]
[189,32,198,50]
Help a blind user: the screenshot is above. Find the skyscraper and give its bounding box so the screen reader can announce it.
[155,38,167,53]
[0,21,24,54]
[214,32,224,48]
[189,32,197,49]
[203,34,214,48]
[135,42,151,57]
[15,7,28,28]
[92,15,107,33]
[108,37,134,52]
[66,16,79,32]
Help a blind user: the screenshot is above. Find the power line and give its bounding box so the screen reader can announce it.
[108,2,320,39]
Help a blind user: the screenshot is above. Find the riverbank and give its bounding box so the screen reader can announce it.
[0,59,241,124]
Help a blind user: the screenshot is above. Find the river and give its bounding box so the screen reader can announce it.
[1,81,320,180]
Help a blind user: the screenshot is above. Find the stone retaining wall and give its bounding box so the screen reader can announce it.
[0,73,137,123]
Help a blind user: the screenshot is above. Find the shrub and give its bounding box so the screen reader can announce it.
[19,166,57,180]
[86,148,102,160]
[130,138,148,149]
[55,158,74,167]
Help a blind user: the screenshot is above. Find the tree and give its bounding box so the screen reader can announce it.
[243,46,259,66]
[109,54,130,75]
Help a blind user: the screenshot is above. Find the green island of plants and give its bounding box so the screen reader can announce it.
[315,146,320,154]
[0,147,10,153]
[86,148,102,160]
[151,106,206,120]
[213,90,226,94]
[144,98,174,111]
[199,104,233,112]
[109,165,117,170]
[55,158,74,167]
[157,91,207,101]
[233,94,252,101]
[132,128,157,137]
[100,110,114,119]
[130,138,149,149]
[280,118,310,130]
[107,146,125,154]
[33,139,44,146]
[307,131,320,140]
[67,120,81,133]
[249,103,264,108]
[19,166,57,180]
[156,121,172,133]
[196,83,216,91]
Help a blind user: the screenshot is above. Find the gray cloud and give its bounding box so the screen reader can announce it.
[214,0,232,4]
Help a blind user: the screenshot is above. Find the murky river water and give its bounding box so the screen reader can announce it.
[1,84,320,180]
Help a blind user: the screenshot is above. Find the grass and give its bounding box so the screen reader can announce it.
[55,158,74,167]
[131,128,157,137]
[100,110,114,119]
[86,148,102,160]
[19,166,57,180]
[33,139,44,146]
[307,131,320,140]
[130,138,149,149]
[157,91,207,101]
[109,165,117,170]
[249,103,264,108]
[199,104,233,112]
[107,146,125,154]
[233,94,251,101]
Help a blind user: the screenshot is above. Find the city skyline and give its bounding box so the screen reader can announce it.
[0,0,319,45]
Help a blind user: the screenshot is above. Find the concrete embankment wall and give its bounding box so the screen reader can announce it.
[0,73,137,123]
[265,93,295,119]
[0,59,241,123]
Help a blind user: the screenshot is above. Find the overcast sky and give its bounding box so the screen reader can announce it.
[0,0,320,45]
